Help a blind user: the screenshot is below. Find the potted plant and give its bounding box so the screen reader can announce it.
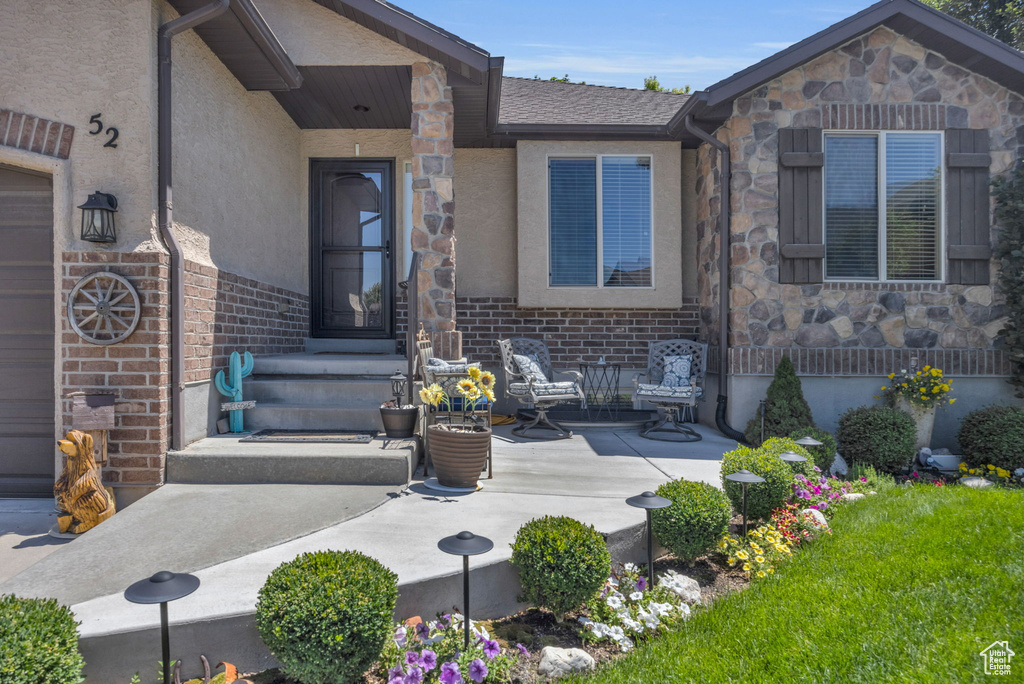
[420,369,495,488]
[879,365,955,450]
[379,371,419,439]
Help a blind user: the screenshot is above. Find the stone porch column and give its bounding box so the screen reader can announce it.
[410,61,461,359]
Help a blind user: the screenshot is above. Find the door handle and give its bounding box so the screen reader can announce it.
[385,240,391,259]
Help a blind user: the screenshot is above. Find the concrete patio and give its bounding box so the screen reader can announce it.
[0,423,735,682]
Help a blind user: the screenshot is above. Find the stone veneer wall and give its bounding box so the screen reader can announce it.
[183,260,308,384]
[410,61,460,358]
[696,25,1020,377]
[457,296,701,369]
[61,251,170,487]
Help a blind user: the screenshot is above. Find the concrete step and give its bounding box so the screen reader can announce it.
[247,377,394,406]
[254,352,407,377]
[246,403,385,431]
[304,338,398,354]
[166,435,419,485]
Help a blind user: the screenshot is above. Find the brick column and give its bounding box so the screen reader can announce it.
[411,61,461,359]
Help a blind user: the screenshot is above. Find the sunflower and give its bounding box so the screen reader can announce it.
[478,370,496,390]
[467,366,482,381]
[482,387,496,403]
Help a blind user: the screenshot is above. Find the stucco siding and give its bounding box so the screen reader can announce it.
[257,0,425,66]
[516,140,683,309]
[454,148,517,297]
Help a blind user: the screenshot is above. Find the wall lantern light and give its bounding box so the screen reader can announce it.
[78,191,118,243]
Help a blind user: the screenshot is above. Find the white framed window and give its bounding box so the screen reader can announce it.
[824,131,944,282]
[548,154,653,288]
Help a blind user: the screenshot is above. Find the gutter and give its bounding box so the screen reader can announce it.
[683,113,746,443]
[158,0,231,452]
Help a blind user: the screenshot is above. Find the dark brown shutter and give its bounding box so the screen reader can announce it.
[945,128,992,285]
[778,127,824,284]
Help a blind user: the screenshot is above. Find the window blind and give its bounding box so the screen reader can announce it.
[825,135,879,279]
[885,134,941,280]
[549,158,597,286]
[601,156,652,287]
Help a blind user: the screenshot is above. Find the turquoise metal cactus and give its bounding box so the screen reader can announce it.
[215,350,254,433]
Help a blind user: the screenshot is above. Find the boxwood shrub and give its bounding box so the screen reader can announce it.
[255,550,398,684]
[720,445,793,521]
[958,405,1024,471]
[0,594,84,684]
[787,426,838,472]
[511,516,610,621]
[836,405,916,473]
[651,479,732,565]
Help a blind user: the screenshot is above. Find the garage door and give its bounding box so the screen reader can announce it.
[0,165,55,496]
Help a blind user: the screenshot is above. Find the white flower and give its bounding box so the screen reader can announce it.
[607,576,619,587]
[606,595,623,610]
[638,606,661,629]
[649,601,674,617]
[1016,468,1024,477]
[624,563,637,573]
[621,617,643,633]
[629,591,643,601]
[678,603,691,617]
[606,625,626,642]
[393,626,407,647]
[618,636,634,652]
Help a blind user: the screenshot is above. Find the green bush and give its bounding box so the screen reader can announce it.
[0,594,84,684]
[720,445,794,521]
[787,426,838,472]
[511,516,611,621]
[958,405,1024,471]
[745,356,815,446]
[255,550,398,684]
[760,437,818,478]
[836,406,916,473]
[651,479,732,565]
[992,163,1024,398]
[847,463,896,493]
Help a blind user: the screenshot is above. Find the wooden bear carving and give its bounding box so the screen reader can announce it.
[54,430,116,534]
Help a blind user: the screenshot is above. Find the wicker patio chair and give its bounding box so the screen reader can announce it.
[632,339,707,442]
[417,328,492,478]
[497,337,584,439]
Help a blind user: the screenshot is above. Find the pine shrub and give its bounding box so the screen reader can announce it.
[958,405,1024,471]
[0,594,85,684]
[744,356,815,445]
[992,163,1024,398]
[720,445,794,521]
[255,550,398,684]
[511,516,611,621]
[836,406,916,473]
[651,479,732,565]
[786,426,838,471]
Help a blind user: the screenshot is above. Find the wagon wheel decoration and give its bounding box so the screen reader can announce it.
[67,271,141,345]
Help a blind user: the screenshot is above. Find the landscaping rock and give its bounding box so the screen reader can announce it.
[960,477,994,489]
[666,573,702,604]
[538,647,596,678]
[802,508,829,527]
[841,493,866,501]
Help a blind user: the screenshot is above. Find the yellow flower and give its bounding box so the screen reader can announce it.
[756,570,767,578]
[478,370,496,390]
[988,464,996,470]
[888,373,895,380]
[932,386,940,393]
[774,544,787,553]
[467,366,482,381]
[997,468,1010,478]
[950,398,956,404]
[727,556,736,565]
[457,378,479,396]
[736,550,749,560]
[482,387,496,403]
[718,540,728,549]
[755,556,766,564]
[880,386,887,391]
[742,563,751,572]
[959,463,968,472]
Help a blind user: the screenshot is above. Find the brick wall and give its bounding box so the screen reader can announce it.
[1,108,74,159]
[61,251,170,487]
[457,296,701,369]
[183,260,308,383]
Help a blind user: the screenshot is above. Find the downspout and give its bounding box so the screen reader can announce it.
[684,114,746,443]
[158,0,230,452]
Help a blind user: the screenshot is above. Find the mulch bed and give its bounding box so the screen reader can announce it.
[238,552,749,684]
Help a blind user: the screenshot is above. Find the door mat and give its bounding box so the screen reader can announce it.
[240,430,377,444]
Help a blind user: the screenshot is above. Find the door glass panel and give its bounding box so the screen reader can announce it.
[326,172,383,247]
[322,251,384,331]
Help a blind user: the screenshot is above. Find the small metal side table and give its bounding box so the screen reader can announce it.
[579,362,622,421]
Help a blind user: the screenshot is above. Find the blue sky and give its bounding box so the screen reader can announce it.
[394,0,874,90]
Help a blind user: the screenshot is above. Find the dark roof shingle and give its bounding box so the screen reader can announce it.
[498,77,690,126]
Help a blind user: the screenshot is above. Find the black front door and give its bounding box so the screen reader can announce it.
[310,159,394,338]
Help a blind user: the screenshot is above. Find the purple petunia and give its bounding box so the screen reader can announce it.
[635,576,647,592]
[404,666,423,684]
[469,658,488,683]
[482,639,500,658]
[516,643,529,657]
[440,661,463,684]
[420,649,438,671]
[406,651,420,667]
[416,621,431,640]
[388,665,405,684]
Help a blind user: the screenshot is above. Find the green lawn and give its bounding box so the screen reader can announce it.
[572,485,1024,683]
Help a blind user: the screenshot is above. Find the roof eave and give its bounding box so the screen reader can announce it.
[491,123,675,141]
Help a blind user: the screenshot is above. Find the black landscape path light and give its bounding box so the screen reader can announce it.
[124,570,200,684]
[626,490,671,590]
[724,469,765,537]
[390,369,407,405]
[779,450,808,468]
[438,530,493,648]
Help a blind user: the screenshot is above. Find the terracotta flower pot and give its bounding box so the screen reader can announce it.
[895,396,936,451]
[427,424,491,488]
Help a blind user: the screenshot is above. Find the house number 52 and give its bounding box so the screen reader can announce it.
[88,114,119,148]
